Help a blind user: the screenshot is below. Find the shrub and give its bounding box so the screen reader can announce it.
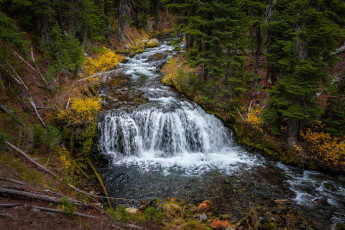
[58,197,78,218]
[0,132,12,147]
[245,108,263,132]
[57,97,101,126]
[144,207,164,225]
[108,205,131,223]
[83,48,125,76]
[299,122,345,167]
[33,125,61,150]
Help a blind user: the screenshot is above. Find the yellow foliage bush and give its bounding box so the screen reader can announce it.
[300,122,345,166]
[147,40,159,48]
[58,146,72,169]
[162,57,185,88]
[244,108,263,132]
[83,48,125,76]
[57,97,101,126]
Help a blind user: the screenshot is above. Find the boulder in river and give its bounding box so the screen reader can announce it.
[148,53,168,61]
[147,39,159,48]
[199,213,207,221]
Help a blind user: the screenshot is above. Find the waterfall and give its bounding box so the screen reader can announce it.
[98,102,232,157]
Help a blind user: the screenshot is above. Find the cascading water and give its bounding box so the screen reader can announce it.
[97,39,345,225]
[98,40,256,173]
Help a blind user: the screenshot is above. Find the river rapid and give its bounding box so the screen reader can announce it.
[96,39,345,227]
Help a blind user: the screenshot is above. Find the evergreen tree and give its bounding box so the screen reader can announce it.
[43,23,84,79]
[263,0,345,146]
[161,0,199,50]
[322,73,345,137]
[241,0,267,87]
[185,0,247,82]
[0,12,25,51]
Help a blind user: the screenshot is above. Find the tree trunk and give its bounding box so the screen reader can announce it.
[185,34,194,51]
[287,118,299,148]
[287,19,308,144]
[202,67,208,82]
[253,26,262,88]
[119,0,131,43]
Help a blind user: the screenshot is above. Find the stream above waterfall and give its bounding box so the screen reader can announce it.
[97,39,345,227]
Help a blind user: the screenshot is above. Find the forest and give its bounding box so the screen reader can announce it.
[0,0,345,229]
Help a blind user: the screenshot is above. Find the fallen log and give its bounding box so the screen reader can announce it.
[5,141,56,177]
[334,44,345,55]
[87,158,112,209]
[28,97,46,127]
[0,176,64,197]
[274,199,292,204]
[77,68,128,82]
[0,187,96,209]
[31,47,47,82]
[3,143,138,204]
[0,64,28,91]
[0,203,100,219]
[0,103,25,126]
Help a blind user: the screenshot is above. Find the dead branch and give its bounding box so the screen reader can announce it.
[0,177,25,186]
[274,199,292,204]
[236,107,245,121]
[0,177,64,198]
[65,98,70,109]
[0,187,97,210]
[5,141,56,177]
[34,81,50,90]
[248,100,254,119]
[333,42,345,55]
[55,105,62,112]
[228,207,258,230]
[7,64,29,91]
[65,183,139,202]
[126,33,133,45]
[0,187,64,205]
[0,64,28,91]
[0,103,25,126]
[77,68,128,82]
[31,47,47,82]
[12,49,37,73]
[28,97,46,127]
[0,202,143,229]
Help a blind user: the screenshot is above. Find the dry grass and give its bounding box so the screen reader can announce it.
[163,203,184,220]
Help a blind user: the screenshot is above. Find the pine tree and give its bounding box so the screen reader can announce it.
[322,73,345,137]
[263,0,345,146]
[241,0,267,87]
[0,12,25,51]
[185,0,248,82]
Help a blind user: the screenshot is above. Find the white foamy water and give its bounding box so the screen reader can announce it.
[98,101,257,175]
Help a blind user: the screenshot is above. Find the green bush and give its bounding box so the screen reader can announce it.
[144,207,164,225]
[33,124,61,150]
[58,197,78,218]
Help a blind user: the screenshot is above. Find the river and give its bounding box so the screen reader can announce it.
[96,39,345,227]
